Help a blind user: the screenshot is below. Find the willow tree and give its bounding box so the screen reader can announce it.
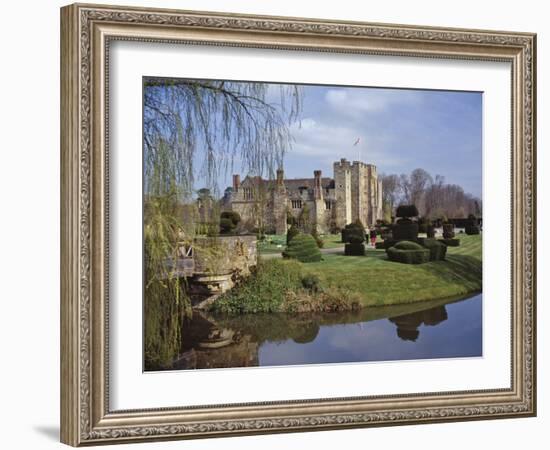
[143,77,302,368]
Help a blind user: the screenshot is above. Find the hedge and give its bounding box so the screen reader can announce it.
[283,233,322,263]
[420,238,447,261]
[396,204,419,218]
[438,238,460,247]
[387,246,430,265]
[464,225,479,235]
[345,243,365,256]
[442,223,455,239]
[392,222,419,240]
[394,240,423,250]
[341,221,366,243]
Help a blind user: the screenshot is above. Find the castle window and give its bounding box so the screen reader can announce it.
[291,200,302,209]
[325,200,331,210]
[243,187,253,200]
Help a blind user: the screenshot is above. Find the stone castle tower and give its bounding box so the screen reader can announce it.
[226,158,383,234]
[333,159,382,229]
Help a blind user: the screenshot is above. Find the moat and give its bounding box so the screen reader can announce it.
[155,293,482,371]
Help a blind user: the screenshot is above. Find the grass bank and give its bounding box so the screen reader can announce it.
[212,234,482,313]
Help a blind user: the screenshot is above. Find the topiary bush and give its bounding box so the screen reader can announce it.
[310,228,324,248]
[341,221,366,243]
[387,243,430,265]
[286,224,300,244]
[219,211,241,234]
[345,243,365,256]
[420,238,447,261]
[282,233,323,263]
[427,224,436,238]
[392,221,419,240]
[396,205,419,219]
[442,223,455,239]
[438,238,460,247]
[465,215,480,235]
[375,242,386,250]
[418,217,428,234]
[394,240,424,250]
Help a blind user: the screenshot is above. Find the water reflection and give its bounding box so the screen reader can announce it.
[163,293,482,371]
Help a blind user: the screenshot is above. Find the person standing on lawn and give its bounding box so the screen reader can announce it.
[369,228,377,247]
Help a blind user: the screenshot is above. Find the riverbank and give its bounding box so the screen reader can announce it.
[210,234,482,314]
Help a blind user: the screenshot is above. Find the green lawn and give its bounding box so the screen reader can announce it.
[301,234,482,307]
[258,233,344,255]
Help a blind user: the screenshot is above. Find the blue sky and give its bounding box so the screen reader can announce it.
[196,83,482,198]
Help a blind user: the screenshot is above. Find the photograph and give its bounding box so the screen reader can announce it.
[143,77,483,372]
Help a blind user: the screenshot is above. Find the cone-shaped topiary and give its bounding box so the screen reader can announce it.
[283,233,322,263]
[286,224,300,244]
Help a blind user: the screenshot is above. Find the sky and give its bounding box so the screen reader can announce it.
[194,82,483,198]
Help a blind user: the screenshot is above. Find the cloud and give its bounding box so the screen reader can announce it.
[289,117,408,169]
[324,88,422,117]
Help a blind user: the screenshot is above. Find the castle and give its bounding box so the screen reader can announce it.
[225,158,383,234]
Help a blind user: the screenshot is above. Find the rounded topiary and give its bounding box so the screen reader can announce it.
[387,247,430,264]
[396,204,419,219]
[341,221,365,243]
[219,211,241,234]
[286,224,300,244]
[394,240,423,250]
[282,233,322,263]
[420,238,447,261]
[219,217,234,234]
[438,238,460,247]
[345,243,365,256]
[392,222,419,240]
[442,223,455,239]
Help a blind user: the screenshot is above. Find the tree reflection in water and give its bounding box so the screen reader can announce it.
[389,306,448,342]
[150,293,480,371]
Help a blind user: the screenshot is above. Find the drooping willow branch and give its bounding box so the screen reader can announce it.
[144,77,303,198]
[142,78,303,368]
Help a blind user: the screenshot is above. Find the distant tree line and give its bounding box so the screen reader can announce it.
[380,168,482,221]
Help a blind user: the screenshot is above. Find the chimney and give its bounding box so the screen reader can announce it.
[276,168,284,186]
[232,174,240,191]
[313,170,323,199]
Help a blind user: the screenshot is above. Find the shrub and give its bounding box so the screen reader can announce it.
[286,224,300,244]
[418,217,428,234]
[387,245,430,265]
[345,243,365,256]
[420,238,447,261]
[396,204,419,219]
[310,228,325,248]
[392,222,419,240]
[220,210,241,225]
[427,224,436,238]
[301,273,323,293]
[465,216,480,235]
[283,233,323,263]
[465,225,480,235]
[375,242,386,250]
[211,259,303,314]
[438,238,460,247]
[394,240,423,250]
[219,217,234,234]
[442,223,455,239]
[341,221,365,243]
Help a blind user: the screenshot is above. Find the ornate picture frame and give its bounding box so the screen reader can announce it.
[60,3,536,446]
